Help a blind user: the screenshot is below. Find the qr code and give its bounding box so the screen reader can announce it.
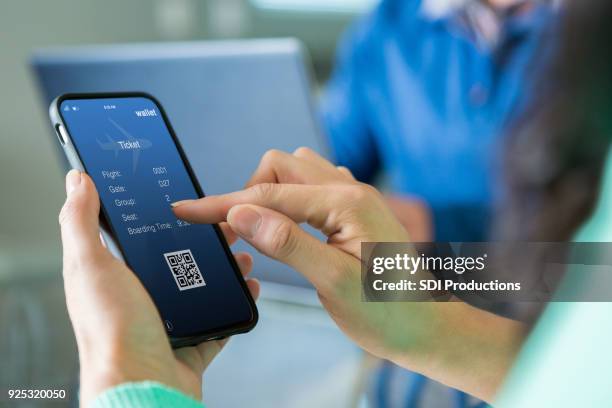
[163,249,206,291]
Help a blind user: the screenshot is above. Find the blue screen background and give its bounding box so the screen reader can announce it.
[60,96,253,338]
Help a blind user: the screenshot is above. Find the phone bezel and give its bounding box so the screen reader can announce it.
[51,92,258,348]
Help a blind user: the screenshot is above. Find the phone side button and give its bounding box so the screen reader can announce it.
[55,124,68,146]
[164,320,174,332]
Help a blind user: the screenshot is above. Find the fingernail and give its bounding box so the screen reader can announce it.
[66,170,81,195]
[170,200,195,208]
[228,206,262,239]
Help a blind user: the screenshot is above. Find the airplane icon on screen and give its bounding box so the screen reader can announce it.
[97,118,152,174]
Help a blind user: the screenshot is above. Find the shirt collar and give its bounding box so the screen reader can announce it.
[421,0,555,50]
[421,0,472,19]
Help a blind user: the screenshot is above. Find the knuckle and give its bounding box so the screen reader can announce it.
[293,146,313,157]
[262,149,283,165]
[58,198,79,226]
[62,249,93,276]
[64,248,112,275]
[359,182,381,196]
[249,182,278,202]
[269,221,296,258]
[334,184,384,226]
[345,183,376,203]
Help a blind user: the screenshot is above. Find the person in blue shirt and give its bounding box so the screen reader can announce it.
[321,0,556,242]
[320,0,557,405]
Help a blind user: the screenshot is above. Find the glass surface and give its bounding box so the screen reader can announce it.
[60,96,253,338]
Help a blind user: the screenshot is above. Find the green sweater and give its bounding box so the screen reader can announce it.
[495,150,612,407]
[91,382,203,408]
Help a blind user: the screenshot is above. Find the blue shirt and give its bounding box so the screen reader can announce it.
[321,0,554,241]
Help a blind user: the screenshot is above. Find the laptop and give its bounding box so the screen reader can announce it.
[31,38,328,291]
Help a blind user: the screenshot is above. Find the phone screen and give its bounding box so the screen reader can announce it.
[59,96,255,339]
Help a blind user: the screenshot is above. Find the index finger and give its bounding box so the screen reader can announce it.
[245,149,353,188]
[172,183,349,235]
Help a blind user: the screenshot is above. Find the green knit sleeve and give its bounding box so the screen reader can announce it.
[90,381,204,408]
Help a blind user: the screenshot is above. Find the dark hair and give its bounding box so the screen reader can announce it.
[497,0,612,241]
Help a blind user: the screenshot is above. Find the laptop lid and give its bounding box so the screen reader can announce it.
[31,38,328,289]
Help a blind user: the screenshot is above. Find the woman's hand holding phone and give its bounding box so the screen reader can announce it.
[59,170,259,406]
[172,148,525,402]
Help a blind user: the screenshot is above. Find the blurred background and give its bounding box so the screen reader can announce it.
[0,0,379,407]
[0,0,374,268]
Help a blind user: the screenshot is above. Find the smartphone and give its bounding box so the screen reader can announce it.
[50,92,257,348]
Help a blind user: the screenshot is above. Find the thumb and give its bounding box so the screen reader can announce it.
[59,170,105,265]
[227,204,353,291]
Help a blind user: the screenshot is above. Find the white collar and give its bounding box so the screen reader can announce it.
[420,0,536,50]
[421,0,471,20]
